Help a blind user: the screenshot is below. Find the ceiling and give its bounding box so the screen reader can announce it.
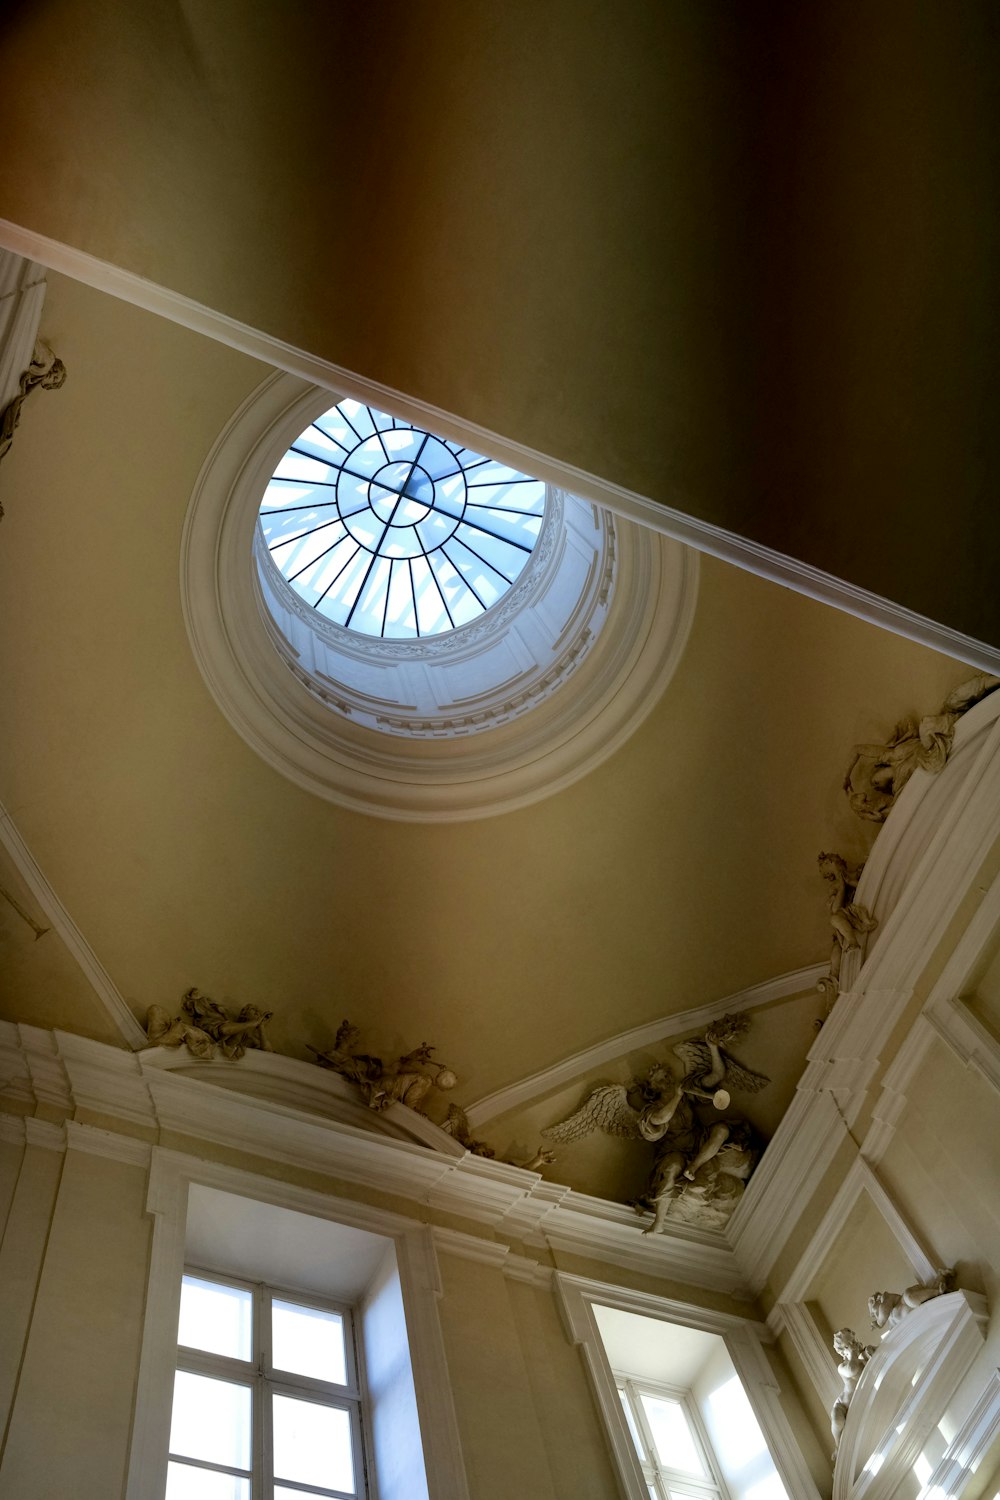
[1,2,998,645]
[0,270,966,1158]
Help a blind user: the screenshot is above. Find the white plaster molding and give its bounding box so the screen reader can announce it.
[64,1119,152,1168]
[0,800,147,1048]
[833,1291,989,1500]
[22,1116,66,1153]
[861,1015,937,1167]
[129,1150,471,1500]
[918,1368,1000,1499]
[724,1321,825,1500]
[727,1088,851,1295]
[553,1273,821,1500]
[0,247,47,410]
[0,1112,28,1145]
[464,964,825,1127]
[773,1157,937,1312]
[181,369,698,822]
[432,1226,511,1271]
[770,1299,840,1413]
[2,216,998,674]
[926,996,1000,1097]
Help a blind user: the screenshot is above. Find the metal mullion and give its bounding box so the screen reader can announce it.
[273,1479,355,1500]
[176,1346,255,1383]
[254,1282,267,1500]
[167,1453,252,1481]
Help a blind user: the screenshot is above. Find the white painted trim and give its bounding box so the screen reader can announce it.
[3,215,998,672]
[0,1024,748,1294]
[181,368,699,822]
[773,1157,937,1311]
[917,1368,1000,1499]
[553,1273,821,1500]
[833,1291,989,1500]
[927,996,1000,1097]
[770,1300,840,1413]
[0,801,146,1048]
[127,1149,471,1500]
[64,1119,151,1167]
[465,964,825,1127]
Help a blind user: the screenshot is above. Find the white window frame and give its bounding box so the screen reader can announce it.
[553,1272,822,1500]
[126,1148,471,1500]
[169,1267,370,1499]
[616,1375,728,1500]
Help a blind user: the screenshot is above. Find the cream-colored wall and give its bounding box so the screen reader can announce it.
[0,3,997,643]
[0,1141,151,1498]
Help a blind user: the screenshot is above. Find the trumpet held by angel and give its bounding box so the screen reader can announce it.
[542,1012,768,1233]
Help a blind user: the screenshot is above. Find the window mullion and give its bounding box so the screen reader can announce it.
[255,1283,268,1500]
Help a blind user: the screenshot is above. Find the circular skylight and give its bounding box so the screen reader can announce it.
[259,399,545,639]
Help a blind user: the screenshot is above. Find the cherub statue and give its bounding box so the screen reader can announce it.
[439,1103,496,1158]
[844,674,999,823]
[817,853,878,1005]
[145,988,275,1061]
[830,1328,875,1462]
[868,1268,955,1333]
[542,1013,767,1233]
[145,1003,215,1060]
[309,1021,458,1117]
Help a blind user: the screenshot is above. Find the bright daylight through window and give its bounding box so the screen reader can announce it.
[618,1378,726,1500]
[167,1271,366,1500]
[259,399,545,639]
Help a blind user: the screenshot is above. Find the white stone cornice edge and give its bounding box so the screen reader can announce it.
[919,1368,1000,1500]
[465,964,825,1128]
[3,215,998,675]
[0,801,147,1048]
[0,1023,748,1295]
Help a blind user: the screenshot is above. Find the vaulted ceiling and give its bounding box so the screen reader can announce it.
[0,3,995,1186]
[0,271,965,1139]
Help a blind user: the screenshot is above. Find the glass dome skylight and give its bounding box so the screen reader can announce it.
[259,399,545,639]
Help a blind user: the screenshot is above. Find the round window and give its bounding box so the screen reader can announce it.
[259,400,545,639]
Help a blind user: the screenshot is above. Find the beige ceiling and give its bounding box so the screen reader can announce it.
[0,3,998,644]
[0,271,966,1119]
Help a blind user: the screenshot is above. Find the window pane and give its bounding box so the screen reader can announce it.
[618,1387,646,1459]
[165,1462,250,1500]
[169,1371,252,1470]
[273,1394,355,1493]
[272,1298,348,1385]
[639,1394,707,1477]
[178,1275,252,1361]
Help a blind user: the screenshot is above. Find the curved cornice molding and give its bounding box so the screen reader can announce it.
[181,371,698,821]
[464,963,826,1128]
[5,218,999,676]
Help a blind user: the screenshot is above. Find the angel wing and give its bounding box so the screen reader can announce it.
[672,1039,711,1076]
[717,1049,770,1093]
[542,1084,642,1144]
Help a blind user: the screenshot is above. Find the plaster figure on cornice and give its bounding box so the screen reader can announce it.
[868,1268,956,1335]
[0,340,66,489]
[830,1328,875,1463]
[816,852,878,1008]
[309,1020,458,1114]
[542,1013,768,1233]
[145,988,274,1061]
[843,673,999,824]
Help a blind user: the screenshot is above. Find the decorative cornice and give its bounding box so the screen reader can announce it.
[465,964,825,1128]
[0,802,147,1048]
[2,218,997,675]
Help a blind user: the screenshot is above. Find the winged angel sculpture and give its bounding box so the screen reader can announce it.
[542,1013,768,1233]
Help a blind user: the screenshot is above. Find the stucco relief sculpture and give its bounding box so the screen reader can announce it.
[816,852,878,1007]
[830,1328,875,1462]
[844,674,999,823]
[145,988,274,1060]
[868,1268,956,1334]
[0,341,67,487]
[541,1013,767,1232]
[309,1019,459,1115]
